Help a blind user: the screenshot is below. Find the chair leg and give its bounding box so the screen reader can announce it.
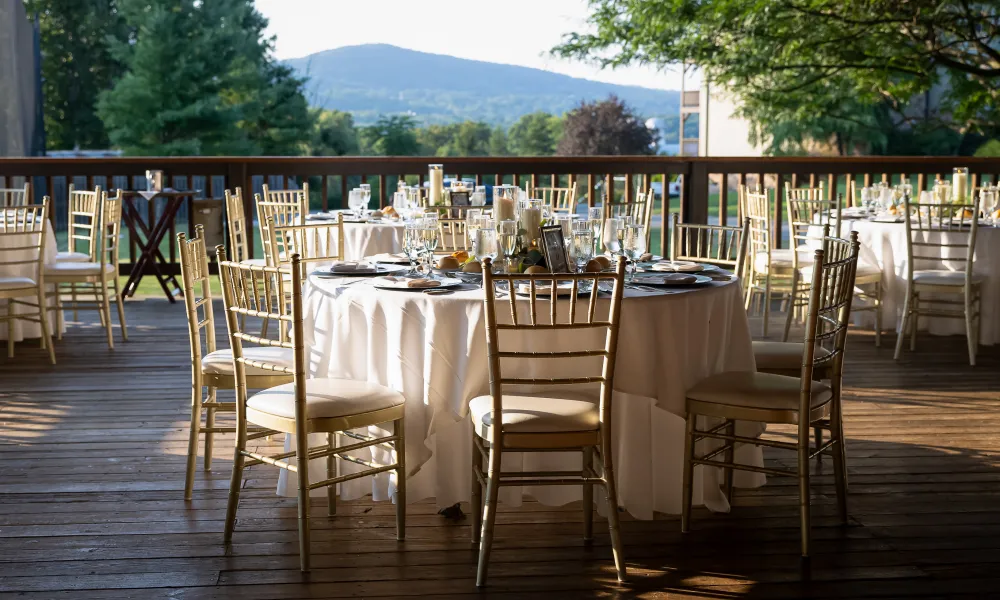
[112,277,128,342]
[223,428,246,543]
[873,282,883,348]
[723,420,735,503]
[327,433,337,516]
[36,289,55,366]
[814,426,823,466]
[470,431,483,546]
[295,432,312,572]
[99,281,114,350]
[965,294,977,367]
[893,292,912,360]
[476,445,502,587]
[762,277,772,338]
[394,417,406,541]
[830,410,849,524]
[909,295,919,352]
[203,387,216,470]
[582,445,594,543]
[601,430,626,583]
[681,413,696,533]
[783,273,798,342]
[70,282,78,321]
[798,427,811,558]
[184,374,203,501]
[6,299,15,358]
[54,284,64,341]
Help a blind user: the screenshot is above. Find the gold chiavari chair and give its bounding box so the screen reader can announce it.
[225,188,265,266]
[605,189,655,245]
[254,183,309,266]
[472,257,628,586]
[534,186,577,214]
[894,196,983,366]
[177,227,293,500]
[45,191,128,349]
[269,215,345,281]
[0,198,55,363]
[0,182,30,207]
[780,188,842,342]
[54,185,102,322]
[217,251,406,572]
[681,232,860,558]
[670,213,750,280]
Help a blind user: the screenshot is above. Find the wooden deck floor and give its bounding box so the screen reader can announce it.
[1,300,999,599]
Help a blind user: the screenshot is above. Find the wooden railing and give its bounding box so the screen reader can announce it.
[1,155,999,274]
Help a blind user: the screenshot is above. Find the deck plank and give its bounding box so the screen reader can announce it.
[1,300,999,598]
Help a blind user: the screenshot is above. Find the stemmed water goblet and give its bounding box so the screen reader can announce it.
[603,217,624,262]
[359,183,372,215]
[623,224,647,282]
[348,189,364,220]
[497,220,518,274]
[588,206,603,255]
[403,222,423,275]
[569,229,595,273]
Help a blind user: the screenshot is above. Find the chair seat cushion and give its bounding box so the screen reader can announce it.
[248,378,405,420]
[753,247,816,274]
[44,261,115,276]
[913,270,984,286]
[752,341,832,372]
[469,392,599,438]
[687,371,832,415]
[202,346,294,377]
[0,276,37,291]
[55,251,91,263]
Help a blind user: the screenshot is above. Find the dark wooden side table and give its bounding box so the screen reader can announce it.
[120,189,199,302]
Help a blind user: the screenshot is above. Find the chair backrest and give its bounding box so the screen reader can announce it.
[785,188,843,254]
[901,195,980,285]
[480,256,627,446]
[98,191,122,271]
[670,214,750,279]
[0,198,48,281]
[535,187,576,214]
[261,182,309,211]
[269,216,345,278]
[217,249,300,429]
[605,189,654,244]
[798,233,860,407]
[66,184,102,259]
[0,182,30,207]
[178,226,217,366]
[257,193,306,267]
[225,188,252,262]
[743,187,772,264]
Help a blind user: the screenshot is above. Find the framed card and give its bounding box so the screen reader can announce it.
[540,225,570,273]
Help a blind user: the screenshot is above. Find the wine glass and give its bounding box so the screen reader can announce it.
[587,207,603,254]
[348,189,365,220]
[603,217,624,258]
[497,220,518,274]
[569,229,594,272]
[421,221,439,272]
[475,225,498,264]
[403,222,423,274]
[623,224,647,282]
[359,183,372,214]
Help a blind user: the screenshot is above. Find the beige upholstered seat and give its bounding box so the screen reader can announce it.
[469,393,599,438]
[752,341,831,373]
[0,276,36,290]
[45,261,116,276]
[54,250,91,262]
[686,371,832,422]
[202,346,294,377]
[912,269,985,286]
[248,379,404,421]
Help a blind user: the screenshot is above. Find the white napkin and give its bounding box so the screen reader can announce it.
[367,253,410,263]
[651,261,702,273]
[329,261,375,273]
[645,273,698,284]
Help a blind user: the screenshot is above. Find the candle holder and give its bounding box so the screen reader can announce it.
[953,167,969,203]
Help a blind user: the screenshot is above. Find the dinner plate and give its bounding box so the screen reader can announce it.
[635,273,713,286]
[372,276,464,291]
[323,264,408,277]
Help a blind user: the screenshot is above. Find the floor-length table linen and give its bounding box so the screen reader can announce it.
[815,218,1000,345]
[276,274,763,519]
[0,220,62,341]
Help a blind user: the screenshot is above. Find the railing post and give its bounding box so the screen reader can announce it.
[682,160,708,224]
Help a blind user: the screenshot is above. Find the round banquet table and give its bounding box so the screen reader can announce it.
[0,220,62,342]
[306,212,404,261]
[814,218,1000,345]
[276,273,764,519]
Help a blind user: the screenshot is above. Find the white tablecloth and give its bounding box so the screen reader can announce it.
[817,218,1000,345]
[277,275,763,519]
[0,221,62,341]
[306,213,404,261]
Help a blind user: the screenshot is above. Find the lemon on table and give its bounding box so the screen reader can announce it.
[451,250,469,263]
[524,266,549,274]
[461,261,482,273]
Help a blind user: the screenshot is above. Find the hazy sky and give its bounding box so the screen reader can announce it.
[255,0,693,91]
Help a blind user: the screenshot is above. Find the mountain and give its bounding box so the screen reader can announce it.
[285,44,679,128]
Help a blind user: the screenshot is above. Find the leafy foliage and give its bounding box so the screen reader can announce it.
[507,112,562,156]
[555,0,1000,152]
[360,115,420,156]
[26,0,128,150]
[309,110,359,156]
[557,96,657,155]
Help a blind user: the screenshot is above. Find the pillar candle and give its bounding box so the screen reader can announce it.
[497,196,516,222]
[953,169,969,203]
[429,165,444,206]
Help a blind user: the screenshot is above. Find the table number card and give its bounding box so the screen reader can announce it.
[540,225,570,273]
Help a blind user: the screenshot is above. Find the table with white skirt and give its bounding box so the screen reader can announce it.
[813,218,1000,345]
[0,220,63,342]
[306,212,404,261]
[276,274,764,519]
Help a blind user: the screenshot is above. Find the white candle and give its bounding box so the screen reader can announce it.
[497,196,516,222]
[429,165,443,206]
[953,169,969,203]
[521,207,541,241]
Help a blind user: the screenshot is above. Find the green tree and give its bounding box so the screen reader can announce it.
[361,115,420,156]
[555,0,1000,150]
[310,110,359,156]
[508,112,561,156]
[97,0,311,155]
[26,0,128,150]
[557,96,657,155]
[488,126,509,156]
